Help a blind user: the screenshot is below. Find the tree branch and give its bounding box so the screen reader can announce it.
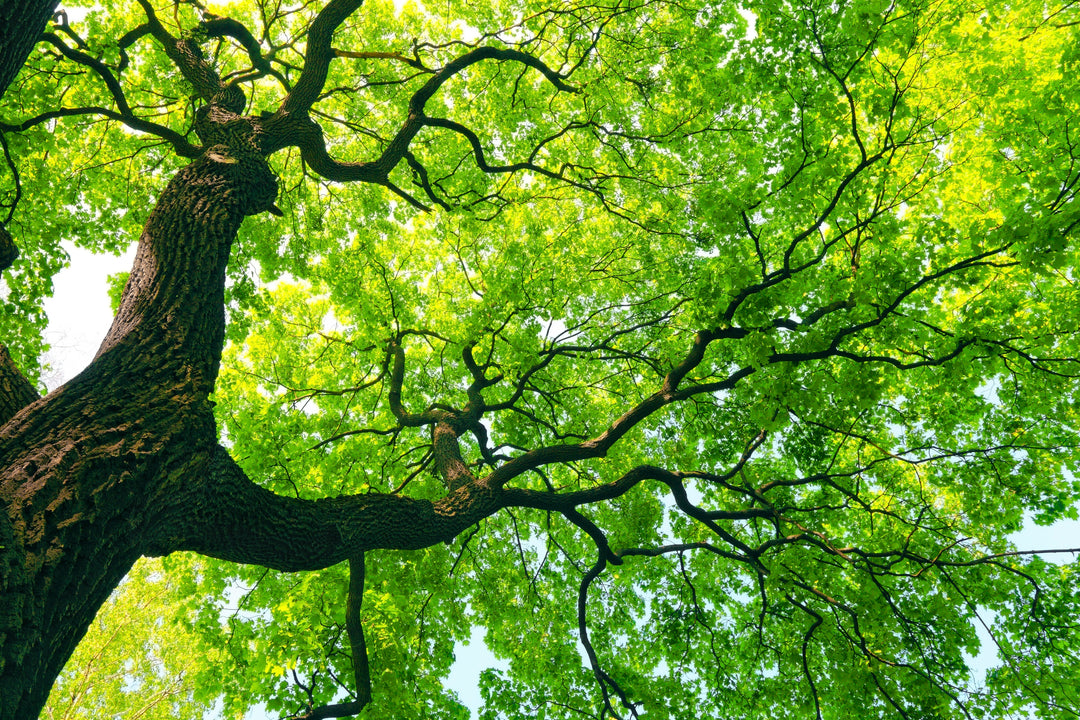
[0,131,23,227]
[27,33,201,156]
[273,40,579,195]
[282,0,365,115]
[199,15,291,90]
[289,553,372,720]
[161,445,503,570]
[134,0,244,113]
[432,421,476,492]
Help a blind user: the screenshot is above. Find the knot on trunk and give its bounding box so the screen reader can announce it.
[201,144,279,217]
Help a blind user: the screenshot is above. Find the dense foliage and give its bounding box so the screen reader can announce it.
[2,0,1080,717]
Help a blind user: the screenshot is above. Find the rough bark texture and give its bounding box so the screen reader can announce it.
[0,223,17,271]
[0,145,278,719]
[0,6,433,713]
[0,0,56,102]
[0,346,38,426]
[0,137,507,719]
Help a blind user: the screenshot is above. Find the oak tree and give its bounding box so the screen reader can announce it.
[2,0,1080,718]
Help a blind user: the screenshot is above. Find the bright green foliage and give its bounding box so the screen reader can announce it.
[40,558,214,720]
[5,0,1080,717]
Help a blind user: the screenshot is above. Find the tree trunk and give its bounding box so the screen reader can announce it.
[0,140,508,718]
[0,0,57,102]
[0,147,277,720]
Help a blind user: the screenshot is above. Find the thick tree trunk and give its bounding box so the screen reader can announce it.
[0,139,509,718]
[0,147,277,720]
[0,0,57,102]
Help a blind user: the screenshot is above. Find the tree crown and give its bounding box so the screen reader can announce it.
[2,0,1080,717]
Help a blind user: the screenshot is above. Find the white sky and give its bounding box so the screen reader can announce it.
[41,242,134,390]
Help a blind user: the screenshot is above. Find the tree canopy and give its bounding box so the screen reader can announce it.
[2,0,1080,718]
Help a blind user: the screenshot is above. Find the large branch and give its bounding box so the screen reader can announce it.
[199,15,291,90]
[271,43,579,194]
[0,105,201,157]
[134,0,244,113]
[8,34,202,157]
[169,452,747,575]
[282,0,365,114]
[291,553,372,719]
[163,445,504,570]
[480,249,1003,490]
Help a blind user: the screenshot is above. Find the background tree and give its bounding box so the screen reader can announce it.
[2,0,1080,718]
[40,558,213,720]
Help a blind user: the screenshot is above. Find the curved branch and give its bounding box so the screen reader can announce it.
[278,42,579,191]
[29,33,201,156]
[576,551,641,718]
[199,15,291,91]
[386,339,447,426]
[160,445,503,570]
[479,235,1018,493]
[485,360,749,488]
[134,0,243,112]
[116,24,152,74]
[432,421,476,492]
[291,553,371,719]
[41,32,131,114]
[51,9,88,50]
[787,595,825,720]
[0,222,15,271]
[0,106,200,157]
[334,47,430,73]
[0,130,23,226]
[282,0,365,114]
[409,46,578,111]
[422,115,595,189]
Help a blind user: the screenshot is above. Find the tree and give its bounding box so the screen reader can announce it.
[2,0,1080,717]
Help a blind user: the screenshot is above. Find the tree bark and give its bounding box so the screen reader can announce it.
[0,144,278,719]
[0,0,56,102]
[0,6,596,716]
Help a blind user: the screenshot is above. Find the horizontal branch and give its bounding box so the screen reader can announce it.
[161,445,503,571]
[0,106,201,158]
